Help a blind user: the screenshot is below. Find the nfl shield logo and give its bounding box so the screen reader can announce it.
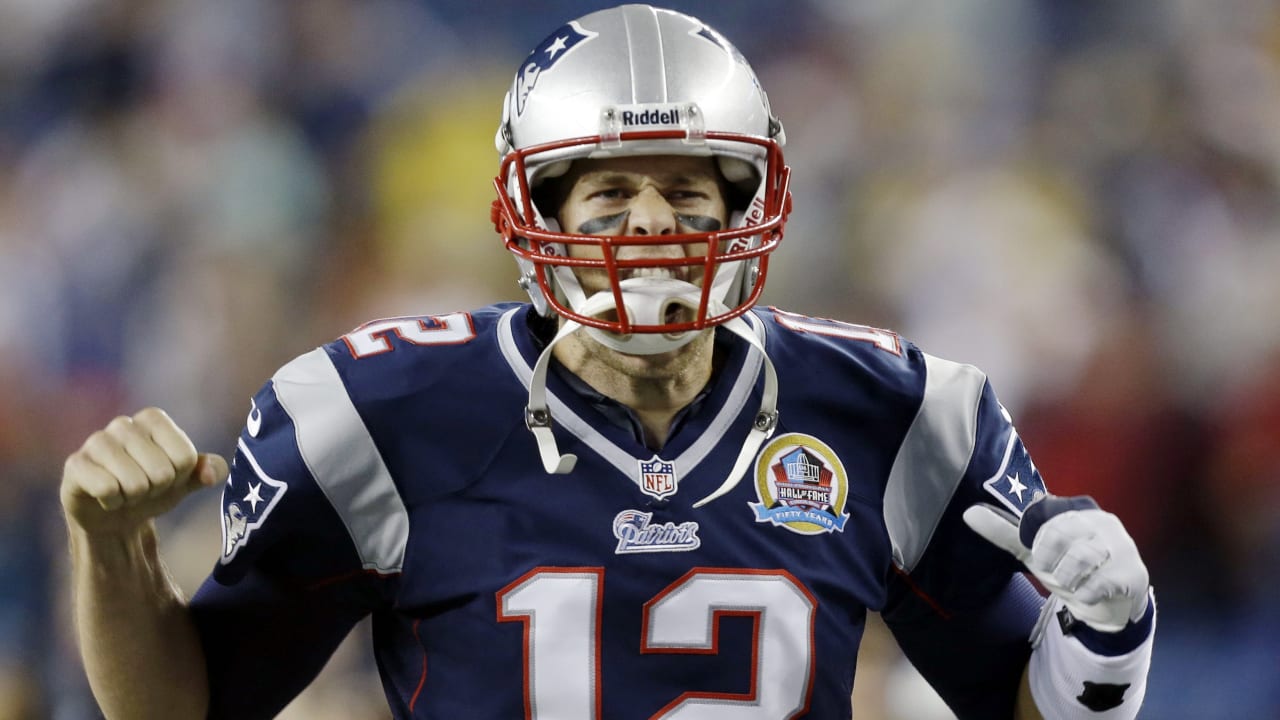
[638,456,678,500]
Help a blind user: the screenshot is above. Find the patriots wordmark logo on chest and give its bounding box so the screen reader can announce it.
[220,439,287,563]
[613,509,700,554]
[515,21,597,116]
[638,456,678,500]
[750,433,850,536]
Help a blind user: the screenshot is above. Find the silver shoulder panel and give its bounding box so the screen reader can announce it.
[883,353,987,573]
[272,348,410,574]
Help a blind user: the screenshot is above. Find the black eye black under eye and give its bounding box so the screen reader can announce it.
[675,214,722,232]
[576,211,630,234]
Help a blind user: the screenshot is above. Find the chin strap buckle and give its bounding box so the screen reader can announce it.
[524,321,582,475]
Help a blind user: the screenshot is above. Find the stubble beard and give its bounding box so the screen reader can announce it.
[554,327,717,426]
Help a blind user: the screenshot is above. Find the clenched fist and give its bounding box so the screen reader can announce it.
[61,407,228,535]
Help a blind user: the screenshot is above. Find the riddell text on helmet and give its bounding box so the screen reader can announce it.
[622,107,683,126]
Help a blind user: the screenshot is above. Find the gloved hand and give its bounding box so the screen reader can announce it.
[964,495,1150,633]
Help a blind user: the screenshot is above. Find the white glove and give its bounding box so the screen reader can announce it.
[963,496,1150,633]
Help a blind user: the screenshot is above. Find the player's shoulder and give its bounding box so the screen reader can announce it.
[325,302,519,365]
[251,301,531,502]
[275,302,524,396]
[252,303,530,439]
[757,306,922,381]
[755,305,989,404]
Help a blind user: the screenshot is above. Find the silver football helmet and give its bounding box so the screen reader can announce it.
[492,3,791,356]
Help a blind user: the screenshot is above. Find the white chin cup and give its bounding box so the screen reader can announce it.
[578,277,706,356]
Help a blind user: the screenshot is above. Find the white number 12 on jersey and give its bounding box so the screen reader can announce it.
[497,568,816,719]
[341,312,475,358]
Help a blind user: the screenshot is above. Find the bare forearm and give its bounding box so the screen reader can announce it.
[70,523,209,720]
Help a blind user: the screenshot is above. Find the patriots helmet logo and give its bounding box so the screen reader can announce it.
[224,503,249,555]
[220,439,288,563]
[515,21,596,115]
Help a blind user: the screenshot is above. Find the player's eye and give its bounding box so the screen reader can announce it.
[589,188,630,201]
[665,190,707,202]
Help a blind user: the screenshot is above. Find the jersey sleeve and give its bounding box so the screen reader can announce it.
[189,346,400,719]
[880,351,1049,719]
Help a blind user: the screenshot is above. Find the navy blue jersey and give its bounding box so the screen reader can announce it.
[190,303,1049,719]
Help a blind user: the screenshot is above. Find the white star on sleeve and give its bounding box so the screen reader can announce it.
[244,482,264,513]
[545,36,568,59]
[1006,472,1027,502]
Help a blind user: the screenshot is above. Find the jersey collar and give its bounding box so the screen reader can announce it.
[497,305,767,480]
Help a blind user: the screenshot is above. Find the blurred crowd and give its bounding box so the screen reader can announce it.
[0,0,1277,718]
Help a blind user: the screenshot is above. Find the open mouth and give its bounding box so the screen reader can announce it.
[665,304,687,325]
[622,266,696,284]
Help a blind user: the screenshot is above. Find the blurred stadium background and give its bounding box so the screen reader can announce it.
[1,0,1277,718]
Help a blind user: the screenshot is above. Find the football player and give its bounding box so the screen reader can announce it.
[61,5,1154,718]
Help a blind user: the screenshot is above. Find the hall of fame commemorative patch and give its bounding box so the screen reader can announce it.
[749,433,850,535]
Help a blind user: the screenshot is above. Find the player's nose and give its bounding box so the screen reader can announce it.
[625,187,678,237]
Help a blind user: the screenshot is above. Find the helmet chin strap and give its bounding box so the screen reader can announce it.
[523,296,779,508]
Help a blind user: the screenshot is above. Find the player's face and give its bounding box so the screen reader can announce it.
[552,155,728,376]
[554,154,729,302]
